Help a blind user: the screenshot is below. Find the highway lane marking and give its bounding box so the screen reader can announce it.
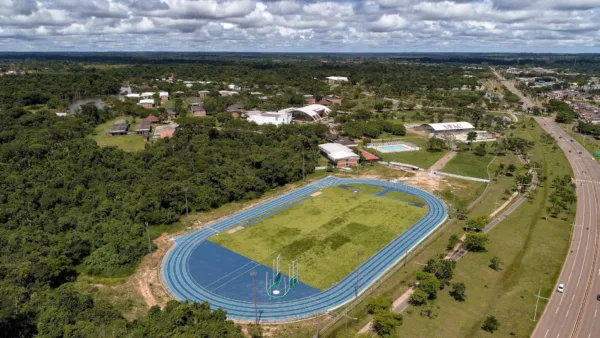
[595,309,597,318]
[556,306,560,314]
[566,309,570,317]
[545,329,549,337]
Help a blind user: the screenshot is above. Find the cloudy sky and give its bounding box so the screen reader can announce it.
[0,0,599,52]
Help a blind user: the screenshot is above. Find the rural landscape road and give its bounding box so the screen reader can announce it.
[532,118,600,338]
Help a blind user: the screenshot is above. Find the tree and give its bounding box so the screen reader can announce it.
[409,288,429,306]
[156,107,168,122]
[447,234,460,251]
[372,310,403,336]
[174,98,184,114]
[474,142,487,156]
[423,258,456,284]
[482,315,499,333]
[467,131,478,144]
[153,93,161,107]
[366,296,392,314]
[465,216,490,232]
[426,137,447,152]
[506,163,517,176]
[464,233,489,252]
[415,271,441,300]
[490,256,502,271]
[450,282,466,302]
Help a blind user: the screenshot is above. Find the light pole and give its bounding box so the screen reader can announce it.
[355,249,362,298]
[251,271,258,325]
[144,221,153,267]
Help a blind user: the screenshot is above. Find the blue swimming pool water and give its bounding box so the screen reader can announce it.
[378,144,409,152]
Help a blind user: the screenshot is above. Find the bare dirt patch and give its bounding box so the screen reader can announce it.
[227,225,244,234]
[310,191,323,197]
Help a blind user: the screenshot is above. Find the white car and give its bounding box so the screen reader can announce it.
[557,284,565,293]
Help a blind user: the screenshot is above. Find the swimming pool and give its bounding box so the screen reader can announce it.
[375,144,415,153]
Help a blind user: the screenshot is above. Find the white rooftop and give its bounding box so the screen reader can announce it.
[327,76,349,81]
[139,99,154,104]
[141,92,155,97]
[126,93,140,98]
[159,91,169,97]
[425,122,475,131]
[319,143,359,161]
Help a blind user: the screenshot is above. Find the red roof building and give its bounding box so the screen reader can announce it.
[359,149,379,163]
[159,129,175,139]
[143,114,159,124]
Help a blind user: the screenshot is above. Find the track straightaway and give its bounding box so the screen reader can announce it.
[161,177,447,322]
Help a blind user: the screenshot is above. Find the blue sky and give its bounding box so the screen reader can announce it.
[0,0,599,52]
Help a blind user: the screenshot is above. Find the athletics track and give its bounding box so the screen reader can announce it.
[162,176,447,322]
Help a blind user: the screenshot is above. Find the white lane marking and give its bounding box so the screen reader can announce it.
[545,329,549,337]
[565,309,570,317]
[595,309,597,318]
[556,306,560,314]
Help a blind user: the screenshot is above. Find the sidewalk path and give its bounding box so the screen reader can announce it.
[428,151,458,172]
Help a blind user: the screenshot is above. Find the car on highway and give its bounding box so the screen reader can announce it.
[557,284,565,293]
[597,294,600,301]
[570,139,574,142]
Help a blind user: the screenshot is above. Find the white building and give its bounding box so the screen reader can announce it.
[318,143,359,168]
[278,104,331,122]
[420,122,475,134]
[228,84,241,91]
[326,76,349,84]
[126,93,140,98]
[140,92,155,98]
[246,111,292,126]
[219,90,239,96]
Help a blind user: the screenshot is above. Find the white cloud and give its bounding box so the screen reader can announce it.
[0,0,596,52]
[369,14,408,32]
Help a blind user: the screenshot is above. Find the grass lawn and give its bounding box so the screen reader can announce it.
[379,149,449,169]
[442,144,496,179]
[88,116,147,152]
[395,120,573,338]
[210,186,428,290]
[346,184,384,195]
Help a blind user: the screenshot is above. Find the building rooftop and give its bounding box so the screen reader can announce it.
[319,143,359,161]
[111,120,129,133]
[424,122,475,131]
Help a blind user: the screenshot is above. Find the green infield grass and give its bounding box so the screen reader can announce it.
[210,185,428,290]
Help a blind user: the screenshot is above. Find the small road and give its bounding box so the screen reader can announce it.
[532,118,600,338]
[491,67,538,110]
[428,151,458,171]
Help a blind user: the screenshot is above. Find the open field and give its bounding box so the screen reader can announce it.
[380,149,449,169]
[442,144,496,179]
[323,121,573,338]
[395,120,574,337]
[210,185,428,290]
[89,116,147,152]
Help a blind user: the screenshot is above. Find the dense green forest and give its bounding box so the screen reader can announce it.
[0,103,326,336]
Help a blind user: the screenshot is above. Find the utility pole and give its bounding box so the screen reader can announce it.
[144,221,153,267]
[533,287,550,321]
[302,148,305,183]
[184,188,189,219]
[355,249,362,298]
[251,271,258,325]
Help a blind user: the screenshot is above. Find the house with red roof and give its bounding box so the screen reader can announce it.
[359,149,379,163]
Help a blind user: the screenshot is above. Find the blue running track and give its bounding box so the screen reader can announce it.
[162,177,447,322]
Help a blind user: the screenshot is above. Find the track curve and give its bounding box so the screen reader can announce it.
[162,177,447,322]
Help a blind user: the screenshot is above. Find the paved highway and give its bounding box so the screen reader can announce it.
[532,118,600,338]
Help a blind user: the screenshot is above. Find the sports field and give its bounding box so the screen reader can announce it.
[210,185,427,290]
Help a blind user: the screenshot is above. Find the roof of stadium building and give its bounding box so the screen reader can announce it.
[422,122,475,131]
[278,104,331,121]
